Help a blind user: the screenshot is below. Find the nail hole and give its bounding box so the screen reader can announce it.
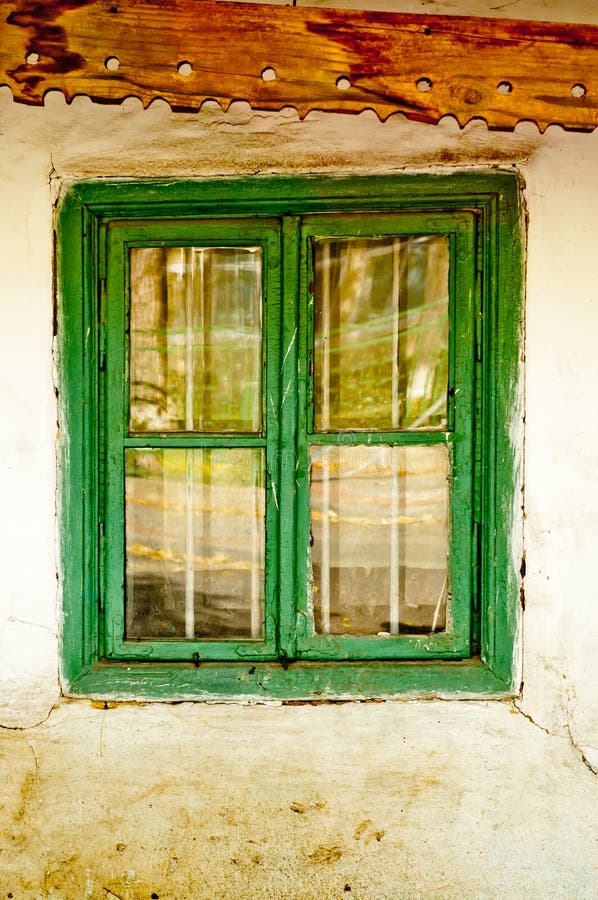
[261,67,276,82]
[416,78,432,93]
[423,26,431,35]
[177,61,192,77]
[26,52,39,65]
[497,81,512,95]
[571,83,586,98]
[104,56,120,71]
[336,76,351,91]
[109,5,118,12]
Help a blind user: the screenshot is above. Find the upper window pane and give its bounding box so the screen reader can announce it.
[313,236,449,432]
[129,246,263,433]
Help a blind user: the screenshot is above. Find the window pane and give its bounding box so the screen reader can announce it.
[125,448,265,640]
[314,236,449,432]
[129,246,262,433]
[310,444,448,636]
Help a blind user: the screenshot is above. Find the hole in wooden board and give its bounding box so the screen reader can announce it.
[497,81,512,95]
[416,78,432,93]
[571,83,587,98]
[261,67,277,82]
[105,56,120,71]
[177,61,193,77]
[26,52,39,65]
[336,76,351,91]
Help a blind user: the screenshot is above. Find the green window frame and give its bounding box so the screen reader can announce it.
[58,174,523,700]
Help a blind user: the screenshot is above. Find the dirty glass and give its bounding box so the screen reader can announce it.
[310,444,449,635]
[129,246,262,433]
[125,447,265,640]
[313,236,449,432]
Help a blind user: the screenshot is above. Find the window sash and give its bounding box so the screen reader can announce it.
[101,212,477,662]
[102,220,282,662]
[293,213,477,660]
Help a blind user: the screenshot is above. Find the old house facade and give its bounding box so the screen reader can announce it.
[1,0,598,896]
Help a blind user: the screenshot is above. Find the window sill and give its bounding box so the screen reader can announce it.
[64,656,514,702]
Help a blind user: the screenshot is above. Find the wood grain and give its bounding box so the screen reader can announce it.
[1,0,598,131]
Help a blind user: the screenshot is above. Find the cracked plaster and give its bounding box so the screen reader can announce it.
[1,700,597,898]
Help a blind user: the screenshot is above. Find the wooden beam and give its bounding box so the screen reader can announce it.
[1,0,598,131]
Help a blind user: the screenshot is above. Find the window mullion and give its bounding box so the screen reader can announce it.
[277,214,301,661]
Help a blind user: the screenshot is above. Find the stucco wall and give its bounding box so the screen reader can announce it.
[1,1,598,895]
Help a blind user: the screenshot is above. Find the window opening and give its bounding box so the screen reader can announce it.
[58,175,522,699]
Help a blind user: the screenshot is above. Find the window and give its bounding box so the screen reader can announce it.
[58,174,522,699]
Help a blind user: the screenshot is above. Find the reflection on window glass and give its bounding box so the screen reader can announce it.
[310,444,449,636]
[125,448,265,640]
[314,236,449,432]
[129,246,262,433]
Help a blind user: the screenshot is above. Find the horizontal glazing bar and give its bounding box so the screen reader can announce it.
[307,431,450,446]
[301,216,469,237]
[125,435,267,448]
[112,641,276,662]
[297,631,461,660]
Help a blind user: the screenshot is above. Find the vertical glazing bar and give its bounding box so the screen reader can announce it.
[390,239,401,635]
[184,247,197,639]
[320,243,331,633]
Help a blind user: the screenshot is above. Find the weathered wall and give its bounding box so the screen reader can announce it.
[1,701,597,898]
[1,0,598,895]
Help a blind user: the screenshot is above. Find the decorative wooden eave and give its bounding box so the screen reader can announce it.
[1,0,598,132]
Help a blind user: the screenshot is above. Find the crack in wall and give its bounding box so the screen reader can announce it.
[565,722,598,776]
[0,701,56,732]
[513,700,598,777]
[27,737,39,786]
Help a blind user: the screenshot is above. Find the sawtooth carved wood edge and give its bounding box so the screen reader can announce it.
[1,0,598,131]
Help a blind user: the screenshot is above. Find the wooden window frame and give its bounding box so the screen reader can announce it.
[58,173,523,700]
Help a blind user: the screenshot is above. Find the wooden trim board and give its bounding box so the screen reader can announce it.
[1,0,598,130]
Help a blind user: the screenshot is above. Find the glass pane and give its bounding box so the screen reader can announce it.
[314,236,449,432]
[310,444,448,636]
[129,246,262,433]
[125,448,265,640]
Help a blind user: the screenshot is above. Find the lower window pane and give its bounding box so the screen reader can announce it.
[125,447,265,640]
[310,444,449,636]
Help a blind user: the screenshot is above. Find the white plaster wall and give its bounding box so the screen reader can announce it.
[0,126,59,728]
[522,133,598,768]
